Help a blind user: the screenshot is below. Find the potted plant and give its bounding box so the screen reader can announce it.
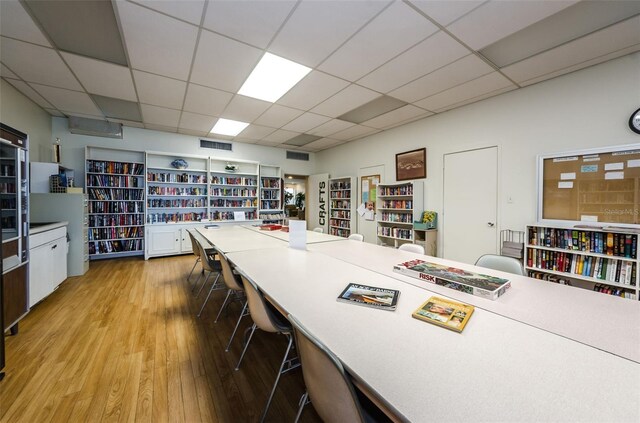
[295,192,305,210]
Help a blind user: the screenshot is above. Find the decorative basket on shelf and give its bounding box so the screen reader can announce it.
[414,211,437,230]
[171,159,188,169]
[225,163,239,173]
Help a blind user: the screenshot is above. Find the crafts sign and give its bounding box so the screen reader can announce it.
[318,181,326,225]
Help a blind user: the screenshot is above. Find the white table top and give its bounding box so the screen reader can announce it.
[243,225,347,244]
[309,241,640,363]
[228,247,640,422]
[197,225,285,253]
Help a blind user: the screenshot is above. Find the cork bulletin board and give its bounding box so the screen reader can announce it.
[539,146,640,224]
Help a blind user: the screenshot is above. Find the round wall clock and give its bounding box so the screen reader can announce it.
[630,108,640,134]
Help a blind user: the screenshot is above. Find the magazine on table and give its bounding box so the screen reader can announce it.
[412,296,475,333]
[337,283,399,311]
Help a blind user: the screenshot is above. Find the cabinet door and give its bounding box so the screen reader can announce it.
[50,237,67,288]
[181,228,193,253]
[28,243,51,308]
[147,227,181,256]
[3,264,27,330]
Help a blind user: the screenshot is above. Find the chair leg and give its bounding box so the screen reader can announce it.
[259,334,295,423]
[187,257,200,283]
[294,392,309,423]
[197,273,221,318]
[235,323,256,370]
[225,300,249,352]
[190,269,204,293]
[214,289,233,323]
[195,271,212,298]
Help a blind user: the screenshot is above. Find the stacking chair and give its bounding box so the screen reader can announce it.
[195,243,224,316]
[398,243,424,254]
[475,254,525,275]
[213,252,250,353]
[347,233,364,242]
[186,229,202,283]
[236,275,300,422]
[289,314,373,423]
[313,227,324,233]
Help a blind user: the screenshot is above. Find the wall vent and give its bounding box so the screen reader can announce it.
[200,139,232,151]
[69,116,122,139]
[286,151,310,161]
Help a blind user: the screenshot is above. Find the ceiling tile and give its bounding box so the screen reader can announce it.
[130,0,205,25]
[447,0,578,50]
[237,124,277,140]
[253,104,304,128]
[262,129,300,143]
[0,0,50,46]
[190,30,263,92]
[179,111,216,132]
[5,79,53,108]
[330,125,380,141]
[433,85,516,113]
[178,128,207,137]
[133,70,186,109]
[221,95,271,122]
[269,0,391,67]
[358,31,470,93]
[311,84,380,118]
[283,133,322,146]
[141,104,181,127]
[30,83,102,115]
[414,72,515,111]
[145,123,178,133]
[91,95,141,121]
[408,0,484,26]
[389,54,494,103]
[0,64,18,79]
[61,52,137,101]
[44,108,65,117]
[183,83,233,116]
[307,119,355,137]
[277,70,350,111]
[302,137,344,151]
[360,105,431,129]
[282,112,331,133]
[116,1,198,80]
[0,37,82,90]
[203,0,296,49]
[501,15,640,84]
[319,1,438,82]
[106,118,145,129]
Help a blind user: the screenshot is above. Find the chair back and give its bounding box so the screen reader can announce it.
[217,251,244,291]
[241,275,290,333]
[347,234,364,242]
[398,243,424,254]
[187,229,201,257]
[313,227,324,233]
[475,254,524,275]
[289,314,365,423]
[195,237,220,273]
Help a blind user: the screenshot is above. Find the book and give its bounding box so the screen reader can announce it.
[259,224,282,231]
[393,259,510,300]
[336,283,399,311]
[412,296,474,333]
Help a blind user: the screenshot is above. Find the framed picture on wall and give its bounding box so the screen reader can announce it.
[396,148,426,181]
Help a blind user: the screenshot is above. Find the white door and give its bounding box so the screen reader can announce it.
[443,147,498,264]
[181,227,193,253]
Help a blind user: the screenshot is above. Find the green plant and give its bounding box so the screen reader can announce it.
[295,192,305,209]
[285,191,294,205]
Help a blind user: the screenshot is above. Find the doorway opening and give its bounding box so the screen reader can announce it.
[284,174,308,221]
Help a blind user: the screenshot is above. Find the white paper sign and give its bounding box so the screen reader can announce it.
[357,203,366,216]
[560,172,576,180]
[364,210,375,220]
[627,159,640,168]
[289,220,307,250]
[605,171,624,180]
[580,215,599,222]
[233,211,246,221]
[558,181,573,189]
[605,162,624,171]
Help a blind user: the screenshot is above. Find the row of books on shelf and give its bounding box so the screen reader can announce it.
[260,191,280,200]
[89,239,143,254]
[378,227,412,239]
[330,200,350,209]
[593,284,637,300]
[260,200,280,209]
[210,176,257,186]
[210,199,256,207]
[331,210,350,219]
[0,184,15,194]
[260,178,280,188]
[147,172,206,183]
[89,215,144,226]
[380,212,412,223]
[329,218,350,229]
[330,190,350,199]
[329,227,351,237]
[337,283,473,332]
[380,200,412,209]
[148,186,207,196]
[211,210,257,221]
[88,201,143,214]
[147,212,207,224]
[88,227,144,240]
[330,181,351,190]
[528,227,637,258]
[211,188,256,196]
[379,185,413,196]
[86,175,142,188]
[87,160,144,175]
[148,199,207,208]
[527,249,636,285]
[88,188,143,201]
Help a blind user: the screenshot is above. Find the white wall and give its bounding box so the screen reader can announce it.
[51,117,316,186]
[0,79,52,161]
[317,52,640,254]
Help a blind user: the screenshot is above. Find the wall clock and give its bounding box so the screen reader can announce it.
[630,108,640,134]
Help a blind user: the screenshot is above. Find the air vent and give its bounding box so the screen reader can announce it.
[200,139,232,151]
[286,151,309,161]
[69,116,122,139]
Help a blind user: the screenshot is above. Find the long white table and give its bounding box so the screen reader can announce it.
[308,240,640,363]
[242,225,347,244]
[228,247,640,422]
[196,225,286,253]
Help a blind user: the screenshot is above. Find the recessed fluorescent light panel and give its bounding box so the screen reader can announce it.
[238,53,311,102]
[210,118,249,136]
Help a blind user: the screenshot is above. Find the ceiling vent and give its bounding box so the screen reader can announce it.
[69,116,122,139]
[286,151,309,161]
[201,139,232,151]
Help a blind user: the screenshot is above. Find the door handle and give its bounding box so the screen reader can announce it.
[487,222,495,227]
[51,244,57,249]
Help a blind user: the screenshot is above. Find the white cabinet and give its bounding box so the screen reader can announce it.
[146,226,181,257]
[28,225,67,307]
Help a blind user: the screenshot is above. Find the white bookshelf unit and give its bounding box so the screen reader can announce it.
[85,147,145,259]
[526,224,638,300]
[328,176,356,238]
[259,164,284,223]
[209,157,260,223]
[376,181,424,248]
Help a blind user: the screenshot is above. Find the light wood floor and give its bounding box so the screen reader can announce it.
[1,255,321,422]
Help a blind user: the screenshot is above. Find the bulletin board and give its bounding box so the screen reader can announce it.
[538,145,640,225]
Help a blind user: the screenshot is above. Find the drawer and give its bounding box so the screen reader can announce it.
[29,226,66,249]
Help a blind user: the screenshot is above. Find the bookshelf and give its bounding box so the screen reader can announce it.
[259,164,284,223]
[526,224,639,300]
[376,181,423,248]
[209,157,260,223]
[85,147,145,259]
[328,176,356,238]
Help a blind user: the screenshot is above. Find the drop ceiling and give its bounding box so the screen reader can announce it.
[1,0,639,152]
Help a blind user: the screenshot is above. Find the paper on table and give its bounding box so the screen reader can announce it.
[605,171,624,180]
[289,220,307,250]
[357,203,366,216]
[605,162,624,171]
[234,211,246,221]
